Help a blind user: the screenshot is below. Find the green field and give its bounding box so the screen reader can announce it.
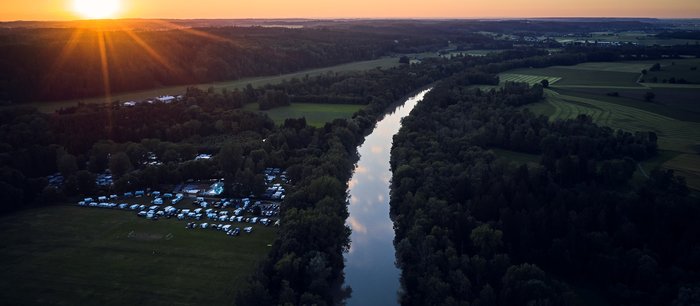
[499,73,562,86]
[20,57,402,113]
[503,60,700,190]
[554,87,700,122]
[534,90,700,153]
[0,205,276,306]
[243,103,363,127]
[523,89,700,189]
[506,66,642,87]
[641,58,700,84]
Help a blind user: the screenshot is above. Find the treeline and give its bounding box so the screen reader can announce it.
[656,31,700,40]
[0,25,491,103]
[390,71,698,305]
[564,43,700,60]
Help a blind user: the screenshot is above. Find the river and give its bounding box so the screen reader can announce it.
[343,89,431,306]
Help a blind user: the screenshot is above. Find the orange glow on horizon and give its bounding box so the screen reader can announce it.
[0,0,698,21]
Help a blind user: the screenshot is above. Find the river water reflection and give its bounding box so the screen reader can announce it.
[344,89,430,306]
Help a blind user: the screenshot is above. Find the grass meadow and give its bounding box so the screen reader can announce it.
[0,205,276,306]
[504,59,700,190]
[243,102,364,127]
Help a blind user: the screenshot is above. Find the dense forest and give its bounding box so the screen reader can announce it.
[390,70,699,305]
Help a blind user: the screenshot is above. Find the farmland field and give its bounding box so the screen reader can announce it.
[243,102,363,127]
[554,87,700,122]
[20,56,402,113]
[506,66,641,87]
[0,205,276,306]
[522,89,700,190]
[641,58,700,84]
[503,60,700,190]
[499,73,562,86]
[532,90,700,153]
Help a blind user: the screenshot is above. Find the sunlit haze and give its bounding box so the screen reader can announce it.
[0,0,699,21]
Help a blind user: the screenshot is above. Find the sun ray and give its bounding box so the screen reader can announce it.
[147,19,235,44]
[95,29,117,137]
[96,30,112,104]
[120,27,188,80]
[43,28,85,94]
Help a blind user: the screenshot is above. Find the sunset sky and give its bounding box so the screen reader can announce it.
[2,0,699,21]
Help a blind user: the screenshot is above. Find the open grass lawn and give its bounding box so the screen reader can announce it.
[0,205,276,306]
[243,103,363,127]
[642,58,700,84]
[20,56,401,113]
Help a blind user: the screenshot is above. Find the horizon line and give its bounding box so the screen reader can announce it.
[1,16,699,23]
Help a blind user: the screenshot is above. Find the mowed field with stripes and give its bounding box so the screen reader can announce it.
[499,59,700,190]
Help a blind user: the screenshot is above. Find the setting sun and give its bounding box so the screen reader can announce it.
[72,0,122,19]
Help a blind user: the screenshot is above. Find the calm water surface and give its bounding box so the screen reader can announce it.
[344,89,430,306]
